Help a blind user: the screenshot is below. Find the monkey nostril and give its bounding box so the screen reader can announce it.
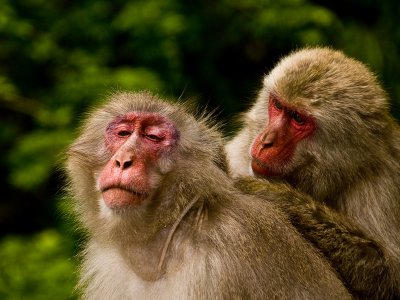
[262,141,274,148]
[122,160,132,169]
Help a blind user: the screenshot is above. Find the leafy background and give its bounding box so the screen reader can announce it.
[0,0,399,298]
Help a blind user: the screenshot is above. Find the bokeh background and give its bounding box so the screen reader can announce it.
[0,0,399,298]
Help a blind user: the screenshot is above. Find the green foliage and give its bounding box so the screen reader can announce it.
[0,230,77,300]
[9,130,73,190]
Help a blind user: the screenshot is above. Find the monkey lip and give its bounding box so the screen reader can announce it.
[251,158,282,177]
[101,186,146,208]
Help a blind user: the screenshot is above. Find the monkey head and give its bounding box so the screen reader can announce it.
[238,47,389,182]
[67,92,224,228]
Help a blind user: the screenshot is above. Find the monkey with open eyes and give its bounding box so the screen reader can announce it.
[65,91,351,299]
[226,47,400,299]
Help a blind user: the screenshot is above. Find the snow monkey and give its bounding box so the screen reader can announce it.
[226,47,400,299]
[65,91,350,299]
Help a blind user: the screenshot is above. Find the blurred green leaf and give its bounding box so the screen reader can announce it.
[111,67,165,92]
[8,130,73,190]
[0,230,77,300]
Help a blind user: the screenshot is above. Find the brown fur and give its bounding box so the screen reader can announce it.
[66,91,350,299]
[226,47,400,299]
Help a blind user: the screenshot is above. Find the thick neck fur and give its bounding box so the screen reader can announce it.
[291,123,399,207]
[287,126,400,264]
[87,160,231,281]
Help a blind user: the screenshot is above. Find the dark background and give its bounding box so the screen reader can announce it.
[0,0,399,298]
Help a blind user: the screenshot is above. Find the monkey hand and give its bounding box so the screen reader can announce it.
[234,176,314,214]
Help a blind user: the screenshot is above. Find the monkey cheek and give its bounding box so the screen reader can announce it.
[102,188,144,208]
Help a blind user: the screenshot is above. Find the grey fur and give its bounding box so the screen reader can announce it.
[227,47,400,299]
[66,91,350,299]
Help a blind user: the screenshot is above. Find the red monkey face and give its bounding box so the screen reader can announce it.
[98,112,180,208]
[250,94,315,177]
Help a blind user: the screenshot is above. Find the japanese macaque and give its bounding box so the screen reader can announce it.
[226,47,400,299]
[65,92,350,299]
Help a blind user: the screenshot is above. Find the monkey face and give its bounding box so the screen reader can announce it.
[68,92,225,222]
[250,94,315,177]
[98,112,180,209]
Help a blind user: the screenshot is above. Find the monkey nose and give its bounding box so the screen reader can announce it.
[113,152,134,170]
[115,158,133,170]
[261,132,276,148]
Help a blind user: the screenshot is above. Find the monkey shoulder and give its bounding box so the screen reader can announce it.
[194,192,349,299]
[207,190,307,246]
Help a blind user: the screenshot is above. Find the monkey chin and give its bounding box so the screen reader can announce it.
[251,159,283,178]
[101,187,145,208]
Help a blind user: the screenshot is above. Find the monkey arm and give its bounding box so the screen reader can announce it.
[235,176,398,300]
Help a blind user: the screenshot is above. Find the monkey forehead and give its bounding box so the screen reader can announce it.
[265,50,336,98]
[265,47,387,111]
[110,111,172,124]
[101,92,189,129]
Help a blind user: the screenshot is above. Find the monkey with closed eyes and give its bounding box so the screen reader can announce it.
[65,91,350,299]
[226,47,400,299]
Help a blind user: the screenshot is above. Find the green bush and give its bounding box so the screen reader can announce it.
[0,230,77,300]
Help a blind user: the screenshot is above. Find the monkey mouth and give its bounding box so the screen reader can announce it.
[101,185,147,208]
[101,185,144,196]
[251,158,283,177]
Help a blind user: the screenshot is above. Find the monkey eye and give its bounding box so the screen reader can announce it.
[291,112,305,124]
[145,134,163,142]
[117,130,132,137]
[274,99,283,110]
